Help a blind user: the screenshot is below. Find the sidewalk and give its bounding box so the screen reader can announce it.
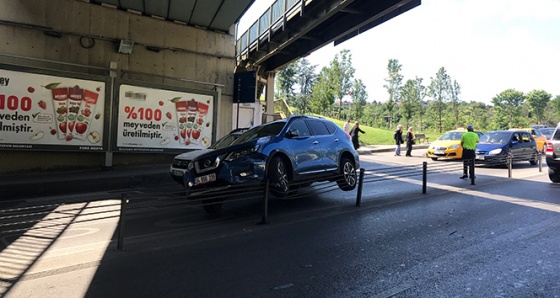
[0,143,430,200]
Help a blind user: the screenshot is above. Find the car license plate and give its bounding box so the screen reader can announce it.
[172,170,184,176]
[195,173,216,185]
[476,155,484,160]
[434,150,445,155]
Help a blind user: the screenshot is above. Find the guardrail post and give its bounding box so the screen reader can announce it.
[356,168,364,207]
[538,150,543,172]
[469,159,475,185]
[422,162,427,194]
[117,193,128,250]
[258,180,269,224]
[507,152,513,178]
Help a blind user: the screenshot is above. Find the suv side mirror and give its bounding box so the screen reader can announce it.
[286,129,299,138]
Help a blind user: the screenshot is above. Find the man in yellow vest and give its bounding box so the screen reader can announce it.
[460,124,479,179]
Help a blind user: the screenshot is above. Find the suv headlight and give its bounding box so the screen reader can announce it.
[225,145,260,161]
[489,148,502,155]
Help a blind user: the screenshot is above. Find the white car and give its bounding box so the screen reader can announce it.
[170,128,249,185]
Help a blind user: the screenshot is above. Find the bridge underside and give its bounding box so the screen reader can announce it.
[238,0,420,75]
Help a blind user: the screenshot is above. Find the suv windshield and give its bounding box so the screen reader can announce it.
[480,132,511,144]
[231,121,286,145]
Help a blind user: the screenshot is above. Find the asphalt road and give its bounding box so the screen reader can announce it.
[2,150,560,297]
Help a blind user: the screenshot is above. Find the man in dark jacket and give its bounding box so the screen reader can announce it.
[349,121,365,150]
[394,124,404,156]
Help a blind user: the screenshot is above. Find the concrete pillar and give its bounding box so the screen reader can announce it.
[265,71,276,123]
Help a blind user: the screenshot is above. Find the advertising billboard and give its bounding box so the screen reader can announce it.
[114,83,215,153]
[0,67,108,151]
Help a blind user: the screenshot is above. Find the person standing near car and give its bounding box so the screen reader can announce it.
[460,124,479,179]
[394,124,404,156]
[349,121,365,150]
[405,127,415,157]
[343,118,351,134]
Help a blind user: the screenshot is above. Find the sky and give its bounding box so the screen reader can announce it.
[238,0,560,105]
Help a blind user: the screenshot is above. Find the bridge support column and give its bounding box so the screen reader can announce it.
[265,71,276,123]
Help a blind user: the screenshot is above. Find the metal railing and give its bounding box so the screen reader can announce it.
[236,0,311,62]
[1,155,546,253]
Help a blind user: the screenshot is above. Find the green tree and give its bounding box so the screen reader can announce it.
[383,59,403,128]
[552,95,560,115]
[428,67,451,133]
[275,62,298,105]
[293,59,317,114]
[329,49,355,119]
[400,77,424,129]
[449,79,462,126]
[310,67,335,114]
[350,79,367,120]
[492,89,525,128]
[526,89,551,125]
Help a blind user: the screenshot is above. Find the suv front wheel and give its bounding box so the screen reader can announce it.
[268,156,291,197]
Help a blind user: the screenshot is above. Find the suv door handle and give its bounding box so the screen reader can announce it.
[334,138,339,142]
[312,141,319,145]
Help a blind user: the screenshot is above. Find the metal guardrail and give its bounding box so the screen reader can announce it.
[236,0,310,62]
[0,154,545,252]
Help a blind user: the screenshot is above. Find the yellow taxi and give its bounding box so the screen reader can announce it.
[427,128,483,161]
[510,127,547,152]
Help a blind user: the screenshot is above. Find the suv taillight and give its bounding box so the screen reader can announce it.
[546,141,554,153]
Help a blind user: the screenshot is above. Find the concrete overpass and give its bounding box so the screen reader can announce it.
[235,0,421,120]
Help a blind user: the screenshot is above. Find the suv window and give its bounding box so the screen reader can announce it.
[288,119,311,137]
[512,132,521,142]
[307,119,330,136]
[521,132,532,142]
[324,121,337,134]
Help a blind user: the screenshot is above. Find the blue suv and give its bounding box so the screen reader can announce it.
[183,115,360,212]
[475,130,539,166]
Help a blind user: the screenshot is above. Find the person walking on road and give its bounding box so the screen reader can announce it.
[405,127,415,157]
[343,118,351,134]
[349,121,365,150]
[460,124,479,179]
[394,124,404,156]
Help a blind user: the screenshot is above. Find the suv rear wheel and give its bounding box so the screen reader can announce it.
[337,157,357,191]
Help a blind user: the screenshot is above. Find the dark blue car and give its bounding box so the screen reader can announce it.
[183,115,360,212]
[475,130,539,166]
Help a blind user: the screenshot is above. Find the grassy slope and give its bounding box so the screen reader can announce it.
[326,117,441,146]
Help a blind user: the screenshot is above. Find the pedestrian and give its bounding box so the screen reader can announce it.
[343,118,351,134]
[460,124,479,179]
[394,124,404,156]
[349,121,365,150]
[405,127,415,157]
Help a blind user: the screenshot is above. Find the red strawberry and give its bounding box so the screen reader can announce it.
[166,112,172,120]
[66,135,73,141]
[159,101,164,106]
[28,87,35,93]
[38,100,46,109]
[192,129,201,140]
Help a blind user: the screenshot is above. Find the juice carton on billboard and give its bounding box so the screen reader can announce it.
[72,90,99,140]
